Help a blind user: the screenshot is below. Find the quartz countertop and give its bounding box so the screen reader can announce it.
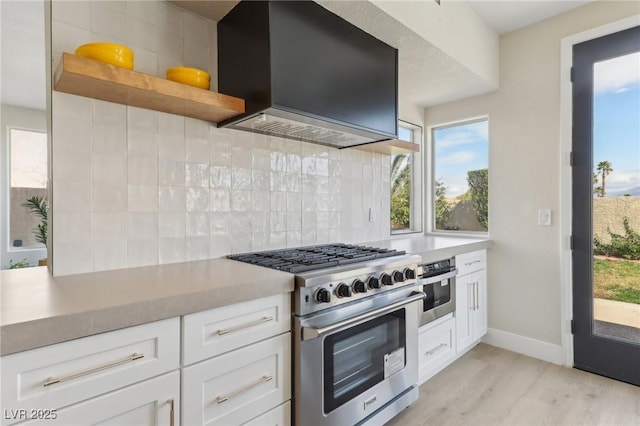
[0,259,294,356]
[367,234,492,263]
[0,235,489,356]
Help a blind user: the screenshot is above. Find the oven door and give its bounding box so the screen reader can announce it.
[294,288,424,426]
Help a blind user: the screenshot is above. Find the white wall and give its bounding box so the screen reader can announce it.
[424,1,639,349]
[371,0,498,88]
[0,105,47,268]
[49,0,406,276]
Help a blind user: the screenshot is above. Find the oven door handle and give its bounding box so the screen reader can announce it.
[301,291,426,341]
[418,268,458,285]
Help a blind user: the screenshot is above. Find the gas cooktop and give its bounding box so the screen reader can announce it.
[228,243,406,274]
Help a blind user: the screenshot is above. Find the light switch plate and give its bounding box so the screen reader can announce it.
[538,209,552,226]
[369,207,377,222]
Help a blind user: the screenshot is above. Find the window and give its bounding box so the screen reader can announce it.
[390,121,422,234]
[9,128,48,249]
[432,118,489,233]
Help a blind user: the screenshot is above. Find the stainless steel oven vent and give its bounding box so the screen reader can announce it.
[231,113,379,148]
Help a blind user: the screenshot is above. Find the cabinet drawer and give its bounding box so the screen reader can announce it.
[16,371,179,426]
[1,318,179,425]
[182,293,291,365]
[418,315,456,384]
[456,250,486,276]
[244,401,291,426]
[182,333,291,426]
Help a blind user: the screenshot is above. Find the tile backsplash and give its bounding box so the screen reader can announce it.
[51,1,391,276]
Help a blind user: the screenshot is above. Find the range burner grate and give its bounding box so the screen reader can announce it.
[228,243,406,273]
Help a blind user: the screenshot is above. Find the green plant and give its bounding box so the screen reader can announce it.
[594,217,640,260]
[435,180,454,230]
[391,154,411,230]
[22,195,48,245]
[9,258,30,269]
[467,169,488,231]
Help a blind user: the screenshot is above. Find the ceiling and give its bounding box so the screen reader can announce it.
[468,0,593,34]
[2,1,593,112]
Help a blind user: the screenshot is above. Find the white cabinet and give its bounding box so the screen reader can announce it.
[19,371,179,426]
[455,250,487,355]
[182,295,292,426]
[244,401,291,426]
[1,294,293,426]
[182,333,291,426]
[417,313,456,384]
[1,318,180,426]
[182,293,290,365]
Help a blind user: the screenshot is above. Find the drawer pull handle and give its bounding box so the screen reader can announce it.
[217,316,274,335]
[43,353,144,387]
[216,375,273,403]
[425,343,448,356]
[465,259,482,266]
[168,399,175,426]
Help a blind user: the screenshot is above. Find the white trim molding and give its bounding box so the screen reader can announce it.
[483,328,563,365]
[559,14,640,367]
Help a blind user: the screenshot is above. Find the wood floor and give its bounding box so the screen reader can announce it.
[387,344,640,426]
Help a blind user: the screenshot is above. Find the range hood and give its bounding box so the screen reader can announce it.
[217,0,398,149]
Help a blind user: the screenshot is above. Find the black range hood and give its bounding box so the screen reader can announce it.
[217,0,398,149]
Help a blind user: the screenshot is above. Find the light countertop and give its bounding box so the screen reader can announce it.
[0,259,294,355]
[1,235,489,356]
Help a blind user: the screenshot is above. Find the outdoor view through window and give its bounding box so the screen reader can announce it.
[592,51,640,337]
[390,124,419,233]
[9,129,48,250]
[433,119,488,232]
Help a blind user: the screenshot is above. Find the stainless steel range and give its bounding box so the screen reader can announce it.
[229,244,425,426]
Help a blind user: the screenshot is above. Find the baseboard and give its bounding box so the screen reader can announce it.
[482,328,563,365]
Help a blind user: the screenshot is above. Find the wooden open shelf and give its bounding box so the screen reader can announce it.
[353,138,420,155]
[54,53,245,123]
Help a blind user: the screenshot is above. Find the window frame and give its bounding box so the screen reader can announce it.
[428,116,489,236]
[390,119,423,236]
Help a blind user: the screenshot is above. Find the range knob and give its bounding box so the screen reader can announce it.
[404,268,417,280]
[336,283,352,298]
[380,272,393,286]
[315,288,331,303]
[392,270,405,283]
[352,279,367,294]
[367,276,381,289]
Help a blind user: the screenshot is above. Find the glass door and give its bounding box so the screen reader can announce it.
[323,310,406,413]
[572,25,640,385]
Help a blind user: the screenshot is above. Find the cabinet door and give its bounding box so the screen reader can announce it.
[243,401,291,426]
[182,294,291,366]
[471,269,488,341]
[418,315,456,384]
[182,333,291,426]
[2,318,180,426]
[18,372,179,426]
[455,273,474,354]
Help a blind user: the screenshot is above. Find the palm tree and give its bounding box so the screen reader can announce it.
[596,161,613,197]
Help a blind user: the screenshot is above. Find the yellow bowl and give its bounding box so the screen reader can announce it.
[75,43,134,70]
[166,67,210,89]
[166,72,210,89]
[166,66,210,81]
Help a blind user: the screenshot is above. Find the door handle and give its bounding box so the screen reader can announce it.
[417,268,458,285]
[167,399,175,426]
[43,353,144,387]
[216,316,274,335]
[216,375,273,403]
[301,292,426,341]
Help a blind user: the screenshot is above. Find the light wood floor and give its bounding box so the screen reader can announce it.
[387,344,640,426]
